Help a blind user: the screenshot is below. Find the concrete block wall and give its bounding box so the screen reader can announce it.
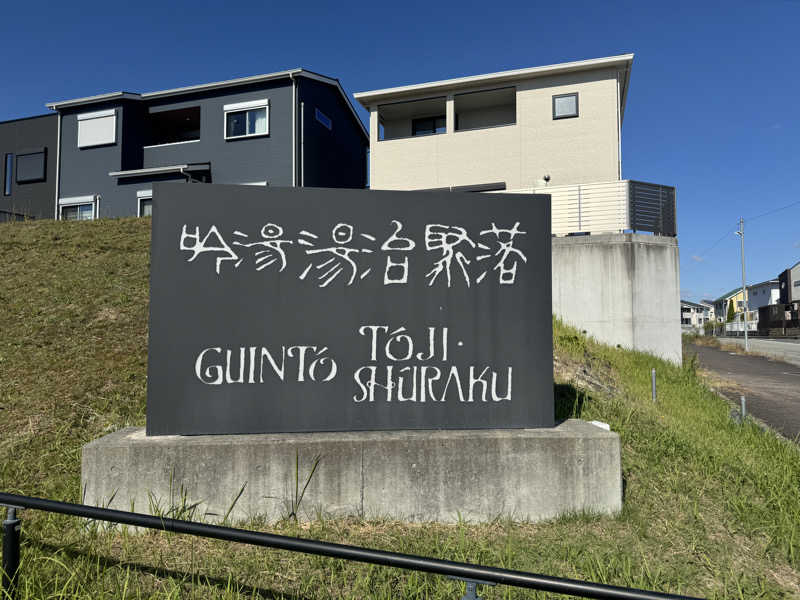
[552,233,681,363]
[83,421,622,524]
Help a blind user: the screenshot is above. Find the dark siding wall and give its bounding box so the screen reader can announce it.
[779,269,790,305]
[58,100,130,218]
[142,81,294,186]
[298,78,367,189]
[57,81,294,218]
[0,114,58,219]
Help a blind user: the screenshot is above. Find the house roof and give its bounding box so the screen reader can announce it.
[713,288,744,302]
[354,54,634,121]
[0,112,57,126]
[712,279,779,303]
[748,278,779,289]
[681,300,710,309]
[45,69,368,140]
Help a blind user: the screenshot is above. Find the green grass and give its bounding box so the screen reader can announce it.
[1,217,800,599]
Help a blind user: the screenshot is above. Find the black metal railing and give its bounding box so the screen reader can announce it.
[1,492,702,600]
[628,181,677,237]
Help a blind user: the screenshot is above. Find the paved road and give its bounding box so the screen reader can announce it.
[688,342,800,441]
[714,336,800,367]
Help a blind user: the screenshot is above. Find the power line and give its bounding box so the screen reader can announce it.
[744,197,800,223]
[689,197,799,263]
[691,227,737,262]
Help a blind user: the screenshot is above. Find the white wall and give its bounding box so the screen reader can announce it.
[792,264,800,302]
[552,234,681,364]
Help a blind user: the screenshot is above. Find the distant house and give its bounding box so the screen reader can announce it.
[46,69,368,220]
[0,114,58,220]
[712,288,744,322]
[711,279,778,328]
[778,260,800,304]
[700,299,716,322]
[680,300,712,332]
[747,279,780,311]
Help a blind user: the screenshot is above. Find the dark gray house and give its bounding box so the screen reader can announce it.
[0,114,58,221]
[47,69,369,219]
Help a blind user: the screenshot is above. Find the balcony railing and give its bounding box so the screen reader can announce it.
[507,180,677,237]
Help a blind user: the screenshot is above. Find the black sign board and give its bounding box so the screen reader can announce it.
[146,184,553,435]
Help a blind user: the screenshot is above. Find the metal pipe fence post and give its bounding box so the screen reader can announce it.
[2,506,21,600]
[740,396,746,421]
[651,368,656,403]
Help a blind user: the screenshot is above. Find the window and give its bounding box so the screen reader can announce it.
[412,115,446,136]
[77,109,117,147]
[137,190,153,217]
[59,195,95,220]
[378,96,446,140]
[794,280,800,287]
[224,99,269,139]
[61,203,94,220]
[16,149,46,183]
[146,107,200,146]
[553,93,579,119]
[315,108,332,130]
[3,154,11,196]
[454,87,516,131]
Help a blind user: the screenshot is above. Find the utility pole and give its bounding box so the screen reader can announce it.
[736,217,749,352]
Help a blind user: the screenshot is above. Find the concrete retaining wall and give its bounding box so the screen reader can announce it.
[552,233,681,364]
[82,420,621,524]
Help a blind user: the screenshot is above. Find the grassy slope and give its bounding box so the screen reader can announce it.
[1,218,799,599]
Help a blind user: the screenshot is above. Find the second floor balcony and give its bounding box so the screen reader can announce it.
[503,180,676,237]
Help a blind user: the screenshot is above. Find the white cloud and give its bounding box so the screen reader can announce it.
[691,255,704,262]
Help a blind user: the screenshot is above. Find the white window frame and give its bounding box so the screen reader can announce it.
[58,194,97,220]
[223,99,270,140]
[137,189,153,217]
[77,109,117,148]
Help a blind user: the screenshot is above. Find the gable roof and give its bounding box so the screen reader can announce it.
[354,54,634,121]
[748,278,779,289]
[712,279,779,303]
[45,69,368,141]
[714,288,743,302]
[681,300,710,310]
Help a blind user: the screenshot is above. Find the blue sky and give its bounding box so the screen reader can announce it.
[2,1,798,302]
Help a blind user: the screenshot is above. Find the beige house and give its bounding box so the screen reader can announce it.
[355,55,682,364]
[355,54,675,237]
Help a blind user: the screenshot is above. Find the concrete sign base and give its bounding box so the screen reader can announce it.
[82,420,621,524]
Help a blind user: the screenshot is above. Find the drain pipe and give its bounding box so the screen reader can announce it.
[291,72,297,187]
[53,110,62,219]
[300,101,305,187]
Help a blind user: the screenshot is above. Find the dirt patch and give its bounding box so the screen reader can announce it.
[93,306,122,323]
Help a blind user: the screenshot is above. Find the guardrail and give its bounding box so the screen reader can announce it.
[0,492,702,600]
